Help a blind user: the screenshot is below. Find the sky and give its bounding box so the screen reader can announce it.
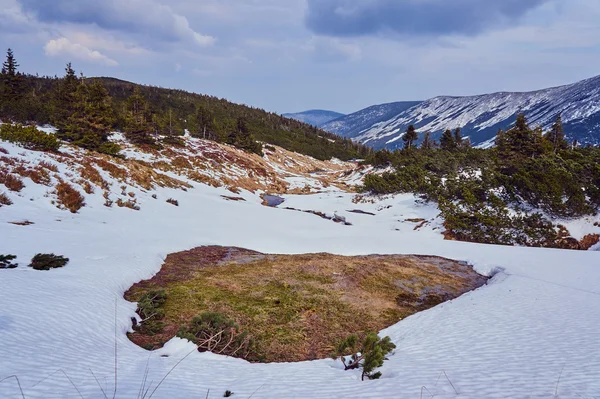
[1,0,599,115]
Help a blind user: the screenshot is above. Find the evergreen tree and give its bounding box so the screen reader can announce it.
[226,117,263,155]
[0,48,25,121]
[62,81,117,153]
[453,128,463,148]
[421,131,434,150]
[124,88,155,145]
[54,63,80,133]
[546,114,568,154]
[402,125,418,150]
[440,129,456,151]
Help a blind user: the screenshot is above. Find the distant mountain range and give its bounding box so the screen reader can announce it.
[321,75,600,149]
[283,110,345,127]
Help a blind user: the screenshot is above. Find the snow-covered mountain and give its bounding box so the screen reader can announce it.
[323,75,600,149]
[283,109,345,127]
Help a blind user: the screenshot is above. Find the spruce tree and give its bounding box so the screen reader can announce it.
[421,131,433,150]
[402,125,418,150]
[0,48,24,121]
[546,114,568,154]
[54,63,80,133]
[124,88,155,145]
[453,128,463,148]
[440,129,456,151]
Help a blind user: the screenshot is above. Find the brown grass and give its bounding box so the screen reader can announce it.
[172,156,192,170]
[13,165,51,186]
[1,173,25,192]
[116,198,140,210]
[79,161,109,190]
[94,158,128,181]
[0,191,12,206]
[55,181,85,213]
[125,246,487,363]
[0,147,8,154]
[38,160,59,172]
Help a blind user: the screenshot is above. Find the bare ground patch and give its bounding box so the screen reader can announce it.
[125,246,487,363]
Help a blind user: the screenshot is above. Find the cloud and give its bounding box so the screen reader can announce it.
[18,0,215,47]
[44,37,118,66]
[304,37,362,62]
[305,0,551,38]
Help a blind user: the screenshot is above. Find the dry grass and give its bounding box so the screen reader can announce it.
[79,161,110,190]
[0,191,12,206]
[55,181,85,213]
[0,173,25,192]
[126,246,487,363]
[172,156,192,170]
[94,158,128,181]
[0,147,8,154]
[13,165,52,186]
[116,198,140,211]
[38,160,59,172]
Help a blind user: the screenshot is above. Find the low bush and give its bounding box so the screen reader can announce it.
[0,173,25,192]
[29,253,69,270]
[55,181,85,213]
[0,124,61,152]
[166,198,179,206]
[0,254,18,269]
[0,191,12,206]
[116,198,140,210]
[333,332,396,380]
[177,312,253,358]
[98,141,122,156]
[135,290,167,335]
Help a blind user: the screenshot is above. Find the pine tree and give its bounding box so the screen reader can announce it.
[402,125,418,150]
[0,48,25,121]
[453,128,463,148]
[440,129,456,151]
[421,131,433,150]
[124,88,155,145]
[546,114,568,154]
[54,63,80,133]
[62,81,117,154]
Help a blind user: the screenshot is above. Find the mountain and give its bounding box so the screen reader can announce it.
[283,110,345,127]
[323,75,600,149]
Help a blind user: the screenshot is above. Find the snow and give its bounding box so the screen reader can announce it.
[1,141,600,398]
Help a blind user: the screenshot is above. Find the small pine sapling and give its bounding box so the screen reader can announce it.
[334,332,396,380]
[29,253,69,270]
[0,254,18,269]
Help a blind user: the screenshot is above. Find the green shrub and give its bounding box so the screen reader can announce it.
[0,124,61,152]
[98,141,122,156]
[0,254,18,269]
[29,253,69,270]
[135,290,167,335]
[333,332,396,380]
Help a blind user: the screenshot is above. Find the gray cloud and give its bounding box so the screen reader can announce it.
[305,0,550,38]
[18,0,215,46]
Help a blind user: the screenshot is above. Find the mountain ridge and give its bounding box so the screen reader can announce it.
[322,75,600,149]
[283,109,345,127]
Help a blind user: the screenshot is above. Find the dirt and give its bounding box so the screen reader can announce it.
[125,246,488,363]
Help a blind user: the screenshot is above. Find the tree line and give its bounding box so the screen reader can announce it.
[0,49,370,160]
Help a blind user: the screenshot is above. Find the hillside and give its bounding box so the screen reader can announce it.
[283,110,345,127]
[1,127,599,398]
[323,75,600,149]
[0,63,370,162]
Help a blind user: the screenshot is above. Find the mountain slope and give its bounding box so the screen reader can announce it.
[324,75,600,149]
[322,101,422,140]
[283,110,345,127]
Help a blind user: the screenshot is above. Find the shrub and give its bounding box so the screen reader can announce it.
[177,312,253,358]
[135,290,167,335]
[0,124,61,152]
[0,254,18,269]
[0,191,12,206]
[98,142,122,156]
[29,253,69,270]
[55,181,85,213]
[0,173,25,192]
[116,198,140,210]
[333,333,396,380]
[166,198,179,206]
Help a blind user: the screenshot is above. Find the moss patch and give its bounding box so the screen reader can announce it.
[125,246,487,363]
